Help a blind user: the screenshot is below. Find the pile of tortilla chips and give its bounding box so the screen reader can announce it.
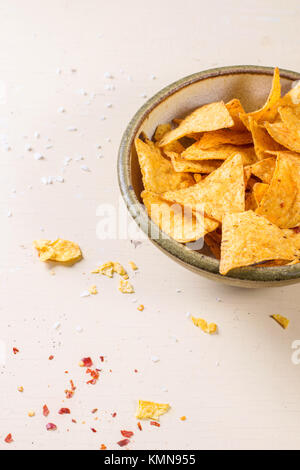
[135,68,300,275]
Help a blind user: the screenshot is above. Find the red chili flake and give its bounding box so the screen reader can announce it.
[121,430,134,438]
[4,433,13,444]
[43,405,50,417]
[46,423,57,431]
[64,371,69,374]
[137,422,142,431]
[99,356,104,362]
[100,444,107,450]
[58,408,71,415]
[91,428,97,433]
[150,421,160,427]
[65,390,74,399]
[134,369,138,373]
[81,357,93,367]
[13,348,19,355]
[91,408,98,414]
[111,412,117,418]
[72,419,77,424]
[70,380,76,391]
[48,355,54,361]
[117,438,130,447]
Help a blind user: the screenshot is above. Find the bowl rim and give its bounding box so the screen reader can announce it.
[118,65,300,283]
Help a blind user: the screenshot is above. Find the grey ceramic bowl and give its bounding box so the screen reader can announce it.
[118,65,300,288]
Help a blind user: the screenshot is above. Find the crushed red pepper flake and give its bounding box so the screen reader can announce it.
[91,408,98,414]
[58,408,71,415]
[137,422,142,431]
[48,355,54,361]
[150,421,160,427]
[111,412,117,418]
[13,348,19,355]
[99,356,104,362]
[117,438,130,447]
[72,419,77,424]
[46,423,57,431]
[100,444,107,450]
[121,430,134,438]
[91,428,97,433]
[80,357,93,368]
[43,405,50,417]
[4,433,13,444]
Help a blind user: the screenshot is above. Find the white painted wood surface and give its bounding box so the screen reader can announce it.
[1,0,300,450]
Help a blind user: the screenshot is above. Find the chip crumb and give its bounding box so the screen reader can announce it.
[28,410,35,417]
[191,317,218,334]
[119,279,134,294]
[129,261,138,271]
[271,314,290,329]
[180,416,187,421]
[33,239,82,264]
[18,386,24,393]
[89,285,98,295]
[135,400,170,420]
[137,304,144,311]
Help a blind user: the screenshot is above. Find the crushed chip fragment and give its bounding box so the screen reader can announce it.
[271,314,290,329]
[135,400,170,420]
[33,239,82,263]
[191,317,218,334]
[119,279,135,294]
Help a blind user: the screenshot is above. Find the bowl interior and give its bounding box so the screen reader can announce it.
[121,67,300,286]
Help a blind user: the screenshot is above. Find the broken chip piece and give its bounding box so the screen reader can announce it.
[118,279,134,294]
[271,314,290,329]
[191,317,217,334]
[34,239,82,263]
[135,400,170,420]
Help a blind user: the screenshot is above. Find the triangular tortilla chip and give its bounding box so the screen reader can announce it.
[197,129,253,149]
[240,67,281,129]
[278,105,300,132]
[161,153,245,223]
[253,182,269,205]
[249,157,276,183]
[135,138,193,193]
[181,143,257,165]
[265,120,300,153]
[142,190,218,243]
[248,117,282,160]
[153,123,172,141]
[165,151,222,173]
[220,211,298,274]
[158,101,234,147]
[256,153,300,228]
[225,98,248,131]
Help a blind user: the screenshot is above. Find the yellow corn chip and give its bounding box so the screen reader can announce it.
[220,211,298,275]
[265,121,300,153]
[253,182,269,205]
[99,261,114,277]
[33,239,82,263]
[158,101,234,147]
[256,153,300,228]
[118,279,134,294]
[153,123,172,141]
[181,143,257,165]
[135,400,170,420]
[240,67,281,129]
[129,261,138,271]
[248,117,282,160]
[89,285,98,295]
[225,98,248,131]
[279,81,300,107]
[161,154,245,223]
[191,317,217,334]
[166,151,222,173]
[245,191,258,211]
[142,191,218,243]
[249,157,276,184]
[162,140,185,155]
[135,138,193,193]
[271,314,289,329]
[197,129,253,149]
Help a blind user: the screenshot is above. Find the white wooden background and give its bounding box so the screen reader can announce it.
[1,0,300,450]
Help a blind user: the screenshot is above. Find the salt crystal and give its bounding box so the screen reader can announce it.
[34,152,44,160]
[57,107,65,113]
[67,127,77,132]
[25,144,32,151]
[34,132,40,139]
[80,290,90,298]
[56,68,62,75]
[106,103,112,108]
[80,165,90,172]
[100,115,106,121]
[151,355,160,363]
[76,325,83,333]
[55,176,64,183]
[104,72,113,79]
[52,321,61,330]
[7,210,12,217]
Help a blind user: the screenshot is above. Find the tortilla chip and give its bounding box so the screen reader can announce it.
[162,140,185,154]
[153,123,172,141]
[244,167,252,186]
[249,157,276,183]
[193,173,202,183]
[279,81,300,107]
[135,400,170,420]
[181,143,257,165]
[253,182,269,205]
[245,192,258,211]
[158,101,234,147]
[264,120,300,153]
[225,98,248,131]
[166,151,222,173]
[135,138,193,193]
[220,211,298,274]
[256,153,300,228]
[271,314,289,329]
[240,67,281,129]
[142,190,218,243]
[248,117,282,160]
[197,129,253,149]
[278,105,300,132]
[34,239,82,263]
[161,153,245,223]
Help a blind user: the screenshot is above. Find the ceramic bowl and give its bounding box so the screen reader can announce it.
[118,65,300,287]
